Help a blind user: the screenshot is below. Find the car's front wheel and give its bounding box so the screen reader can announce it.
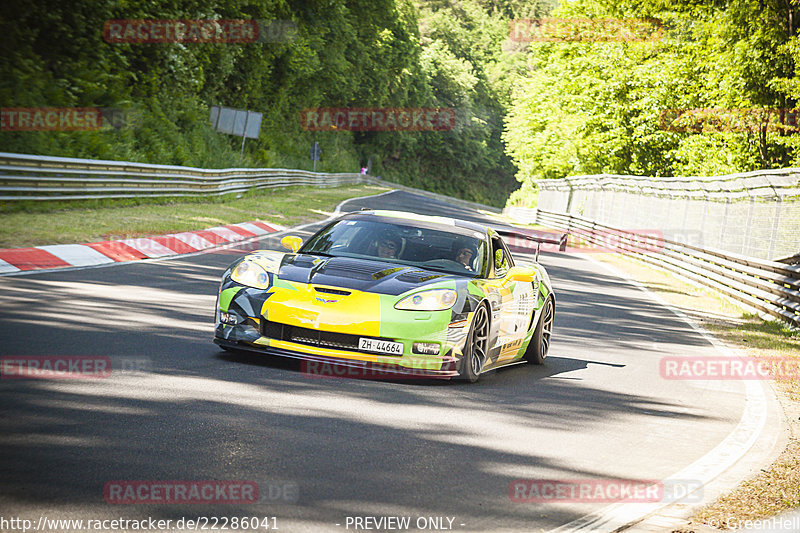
[524,297,553,365]
[458,304,489,383]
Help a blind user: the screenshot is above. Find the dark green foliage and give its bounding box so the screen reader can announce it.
[504,0,800,206]
[1,0,531,207]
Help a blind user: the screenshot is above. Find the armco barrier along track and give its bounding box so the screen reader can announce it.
[0,152,368,201]
[532,209,800,327]
[0,152,499,216]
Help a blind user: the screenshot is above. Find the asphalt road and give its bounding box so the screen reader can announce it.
[0,191,782,533]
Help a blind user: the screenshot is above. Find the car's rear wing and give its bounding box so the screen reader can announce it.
[496,229,568,262]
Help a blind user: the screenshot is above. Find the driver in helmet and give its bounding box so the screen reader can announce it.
[453,239,478,271]
[376,230,402,259]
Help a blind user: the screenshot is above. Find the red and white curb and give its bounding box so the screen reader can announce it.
[0,221,284,274]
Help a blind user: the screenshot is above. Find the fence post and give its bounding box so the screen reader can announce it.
[699,187,708,249]
[635,190,642,227]
[719,197,730,249]
[681,196,690,238]
[598,179,607,225]
[608,181,616,227]
[742,195,755,255]
[768,196,783,260]
[566,178,574,214]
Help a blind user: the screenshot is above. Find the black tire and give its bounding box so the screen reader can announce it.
[524,297,553,365]
[458,304,489,383]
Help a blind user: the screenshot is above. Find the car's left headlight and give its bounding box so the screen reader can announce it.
[395,289,457,311]
[230,260,269,289]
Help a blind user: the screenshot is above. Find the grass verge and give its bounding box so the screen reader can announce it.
[0,184,390,248]
[590,252,800,530]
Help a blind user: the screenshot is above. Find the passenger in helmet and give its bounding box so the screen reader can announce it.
[453,239,478,271]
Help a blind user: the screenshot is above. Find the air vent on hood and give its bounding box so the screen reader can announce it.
[321,260,387,280]
[314,287,351,296]
[291,256,319,267]
[396,270,446,283]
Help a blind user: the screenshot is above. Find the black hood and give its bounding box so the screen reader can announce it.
[277,254,461,295]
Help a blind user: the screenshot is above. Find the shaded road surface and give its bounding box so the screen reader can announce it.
[0,191,781,532]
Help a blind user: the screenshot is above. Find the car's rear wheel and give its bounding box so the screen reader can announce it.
[459,304,489,383]
[524,297,553,365]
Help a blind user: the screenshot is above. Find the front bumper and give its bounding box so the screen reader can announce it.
[213,336,459,378]
[215,278,472,379]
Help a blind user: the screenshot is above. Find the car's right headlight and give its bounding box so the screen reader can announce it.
[230,260,269,289]
[395,288,457,311]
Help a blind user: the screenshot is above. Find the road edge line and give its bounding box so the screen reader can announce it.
[546,254,784,533]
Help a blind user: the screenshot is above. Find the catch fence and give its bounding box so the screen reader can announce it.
[533,170,800,262]
[505,170,800,326]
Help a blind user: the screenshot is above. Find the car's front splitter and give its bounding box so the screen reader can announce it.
[213,337,460,379]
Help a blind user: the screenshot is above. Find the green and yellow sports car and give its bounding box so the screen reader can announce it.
[214,210,559,382]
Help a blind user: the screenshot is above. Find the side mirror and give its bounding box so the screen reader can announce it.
[506,266,536,283]
[281,235,303,253]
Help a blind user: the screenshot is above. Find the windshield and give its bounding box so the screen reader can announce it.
[300,219,487,276]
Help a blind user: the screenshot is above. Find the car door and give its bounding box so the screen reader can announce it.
[486,236,535,364]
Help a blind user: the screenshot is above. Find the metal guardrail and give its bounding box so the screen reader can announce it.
[776,253,800,265]
[532,208,800,327]
[0,152,370,201]
[0,152,503,213]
